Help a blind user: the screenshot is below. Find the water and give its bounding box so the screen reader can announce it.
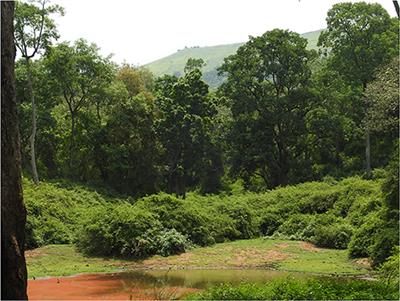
[28,269,305,300]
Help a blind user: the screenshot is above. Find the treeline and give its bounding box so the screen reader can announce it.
[15,1,398,198]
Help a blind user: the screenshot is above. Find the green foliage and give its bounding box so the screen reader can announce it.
[97,93,159,195]
[154,61,222,196]
[348,214,384,258]
[154,229,192,257]
[312,223,352,249]
[318,2,398,88]
[259,212,282,236]
[26,175,387,259]
[14,0,64,58]
[379,246,400,287]
[381,143,399,210]
[220,28,316,188]
[188,277,399,300]
[76,203,162,257]
[365,57,399,135]
[44,39,114,177]
[23,177,122,249]
[369,220,399,266]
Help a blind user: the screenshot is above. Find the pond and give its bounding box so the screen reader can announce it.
[28,269,307,300]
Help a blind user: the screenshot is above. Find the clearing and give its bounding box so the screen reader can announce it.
[26,238,371,279]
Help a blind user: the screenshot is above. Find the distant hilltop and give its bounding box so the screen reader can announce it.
[145,29,323,88]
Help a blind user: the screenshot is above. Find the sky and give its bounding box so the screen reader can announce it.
[50,0,397,66]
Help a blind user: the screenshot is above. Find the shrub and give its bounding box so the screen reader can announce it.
[76,203,162,257]
[348,214,384,258]
[155,229,191,257]
[370,221,399,266]
[379,246,400,288]
[313,223,353,249]
[298,190,340,214]
[259,212,282,236]
[222,205,258,239]
[275,214,314,239]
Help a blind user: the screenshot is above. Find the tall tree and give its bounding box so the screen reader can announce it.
[220,29,316,187]
[318,2,398,175]
[155,60,219,197]
[1,1,28,299]
[45,39,113,176]
[14,0,63,184]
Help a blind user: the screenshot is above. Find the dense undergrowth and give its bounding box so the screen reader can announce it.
[185,276,399,300]
[24,173,398,267]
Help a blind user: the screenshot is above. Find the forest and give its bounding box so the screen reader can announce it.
[2,0,399,300]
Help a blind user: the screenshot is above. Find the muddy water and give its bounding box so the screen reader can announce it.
[28,269,304,300]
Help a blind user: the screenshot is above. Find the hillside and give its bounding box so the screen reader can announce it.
[145,29,323,88]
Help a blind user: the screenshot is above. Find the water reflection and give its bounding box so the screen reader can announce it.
[28,269,306,300]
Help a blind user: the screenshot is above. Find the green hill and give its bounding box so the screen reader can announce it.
[145,29,323,88]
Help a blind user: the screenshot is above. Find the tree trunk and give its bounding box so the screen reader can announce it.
[1,1,28,299]
[25,58,39,184]
[365,126,371,176]
[363,82,372,177]
[69,112,76,173]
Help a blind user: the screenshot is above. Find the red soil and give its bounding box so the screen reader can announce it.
[28,274,199,300]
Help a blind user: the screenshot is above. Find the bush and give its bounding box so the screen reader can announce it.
[348,214,384,258]
[259,212,282,236]
[379,246,400,288]
[76,203,162,257]
[298,190,340,214]
[275,214,314,239]
[312,223,353,249]
[155,229,191,257]
[222,205,258,239]
[370,221,399,266]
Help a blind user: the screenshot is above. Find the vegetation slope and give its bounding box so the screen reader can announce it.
[24,173,395,268]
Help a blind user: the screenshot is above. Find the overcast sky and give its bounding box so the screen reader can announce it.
[50,0,396,66]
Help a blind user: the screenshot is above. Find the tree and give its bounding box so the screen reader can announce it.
[14,0,64,184]
[1,1,28,299]
[306,59,364,177]
[219,29,316,187]
[184,57,205,73]
[98,93,159,195]
[116,64,154,98]
[45,39,113,176]
[15,58,61,178]
[318,2,398,175]
[155,60,219,197]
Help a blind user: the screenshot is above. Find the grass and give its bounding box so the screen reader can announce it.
[26,238,370,279]
[26,244,128,278]
[186,276,399,300]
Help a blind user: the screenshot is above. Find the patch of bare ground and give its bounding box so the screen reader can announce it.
[355,258,372,268]
[233,249,289,267]
[275,243,290,249]
[299,242,322,252]
[25,249,44,258]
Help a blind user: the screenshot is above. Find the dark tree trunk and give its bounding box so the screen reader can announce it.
[1,1,28,299]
